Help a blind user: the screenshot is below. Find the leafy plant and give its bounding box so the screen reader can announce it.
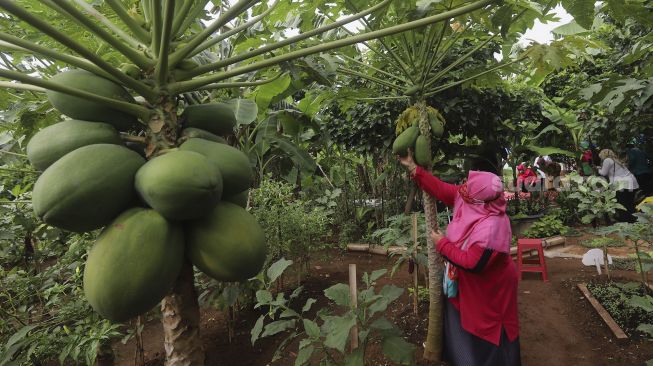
[580,237,624,249]
[522,212,570,238]
[251,259,415,365]
[567,174,625,225]
[588,281,653,339]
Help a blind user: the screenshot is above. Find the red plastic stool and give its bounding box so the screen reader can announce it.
[516,238,549,282]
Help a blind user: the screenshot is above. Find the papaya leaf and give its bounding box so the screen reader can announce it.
[561,0,595,29]
[552,20,589,36]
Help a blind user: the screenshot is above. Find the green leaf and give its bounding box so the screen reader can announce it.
[251,315,265,345]
[255,290,273,305]
[254,74,291,111]
[261,319,296,337]
[3,325,36,351]
[343,348,364,366]
[552,20,590,35]
[629,295,653,312]
[636,323,653,337]
[370,317,395,331]
[266,135,317,173]
[267,258,293,283]
[280,308,299,318]
[322,314,356,352]
[294,345,314,366]
[381,336,415,365]
[379,285,404,303]
[369,269,387,283]
[226,98,258,125]
[561,0,595,29]
[303,319,320,338]
[324,283,351,307]
[302,298,317,313]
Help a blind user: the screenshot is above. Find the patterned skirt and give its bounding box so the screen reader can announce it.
[443,301,521,366]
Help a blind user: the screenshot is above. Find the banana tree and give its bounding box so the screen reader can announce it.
[323,0,560,360]
[0,0,508,364]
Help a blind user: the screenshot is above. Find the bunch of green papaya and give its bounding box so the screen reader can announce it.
[391,106,446,167]
[27,69,266,322]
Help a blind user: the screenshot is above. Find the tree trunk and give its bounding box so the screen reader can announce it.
[422,193,444,361]
[161,260,205,366]
[414,100,444,361]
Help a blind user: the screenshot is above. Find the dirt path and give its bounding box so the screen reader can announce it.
[114,250,653,366]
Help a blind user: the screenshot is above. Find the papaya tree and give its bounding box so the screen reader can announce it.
[0,0,507,364]
[321,0,565,360]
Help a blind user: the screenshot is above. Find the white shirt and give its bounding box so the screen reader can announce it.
[598,158,639,190]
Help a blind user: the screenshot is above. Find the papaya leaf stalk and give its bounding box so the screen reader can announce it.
[169,0,495,93]
[105,0,151,43]
[0,0,156,100]
[0,81,45,93]
[69,0,146,50]
[188,1,280,58]
[197,74,283,91]
[178,0,393,80]
[170,0,195,37]
[338,68,404,91]
[156,0,175,87]
[339,55,409,83]
[0,35,115,81]
[0,68,151,122]
[168,0,258,69]
[173,0,212,39]
[47,0,151,68]
[150,0,162,56]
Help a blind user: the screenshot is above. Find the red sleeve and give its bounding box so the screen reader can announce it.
[411,166,458,207]
[436,238,495,273]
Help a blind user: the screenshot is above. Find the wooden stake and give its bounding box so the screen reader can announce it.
[349,264,359,350]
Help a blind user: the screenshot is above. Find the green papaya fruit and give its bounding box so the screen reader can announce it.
[46,70,139,131]
[84,208,184,322]
[180,128,227,144]
[182,103,236,136]
[392,126,419,157]
[186,202,266,282]
[414,135,430,167]
[119,63,141,79]
[428,109,445,137]
[32,144,145,232]
[135,150,223,221]
[223,190,248,208]
[26,120,122,171]
[179,138,252,196]
[404,85,421,96]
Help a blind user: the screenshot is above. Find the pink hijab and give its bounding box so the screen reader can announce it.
[445,171,512,253]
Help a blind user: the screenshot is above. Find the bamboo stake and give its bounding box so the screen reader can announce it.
[349,264,358,350]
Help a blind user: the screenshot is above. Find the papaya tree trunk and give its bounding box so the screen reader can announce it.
[161,259,205,366]
[415,100,444,361]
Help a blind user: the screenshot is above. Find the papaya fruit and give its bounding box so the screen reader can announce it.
[181,103,236,136]
[32,144,145,232]
[223,190,248,208]
[179,138,253,196]
[83,208,184,322]
[135,150,223,221]
[180,127,227,144]
[404,85,421,96]
[178,59,199,70]
[427,109,445,137]
[414,135,430,167]
[392,126,419,157]
[46,70,139,131]
[26,120,122,171]
[186,202,266,282]
[119,63,141,79]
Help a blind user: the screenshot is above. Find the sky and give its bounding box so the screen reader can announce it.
[519,5,574,45]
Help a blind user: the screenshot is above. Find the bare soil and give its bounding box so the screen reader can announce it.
[114,249,653,366]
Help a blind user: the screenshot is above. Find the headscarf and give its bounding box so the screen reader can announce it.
[445,171,512,253]
[598,149,624,166]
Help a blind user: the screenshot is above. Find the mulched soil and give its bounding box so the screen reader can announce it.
[114,249,653,366]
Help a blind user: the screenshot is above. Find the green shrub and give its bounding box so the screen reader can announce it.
[580,237,625,248]
[522,213,570,238]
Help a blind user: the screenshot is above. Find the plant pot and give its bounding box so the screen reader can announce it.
[509,213,543,237]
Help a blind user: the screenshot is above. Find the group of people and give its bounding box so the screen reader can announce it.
[581,142,652,223]
[515,155,561,193]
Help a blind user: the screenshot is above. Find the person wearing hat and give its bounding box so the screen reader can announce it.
[626,142,652,196]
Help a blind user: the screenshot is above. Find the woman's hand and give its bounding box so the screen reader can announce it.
[397,149,417,172]
[430,229,444,245]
